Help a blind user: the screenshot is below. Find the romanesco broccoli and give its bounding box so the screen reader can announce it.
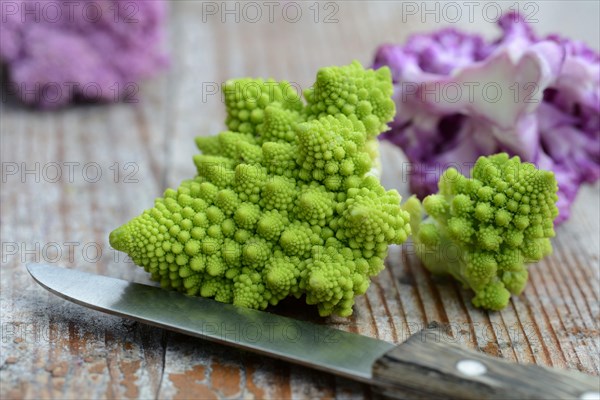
[110,61,410,317]
[403,153,559,311]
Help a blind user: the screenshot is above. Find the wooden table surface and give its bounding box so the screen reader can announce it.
[1,2,599,399]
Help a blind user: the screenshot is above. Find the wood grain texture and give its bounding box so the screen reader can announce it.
[1,2,599,399]
[372,323,599,399]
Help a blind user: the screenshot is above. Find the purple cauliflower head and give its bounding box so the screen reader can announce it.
[374,12,599,223]
[0,0,169,108]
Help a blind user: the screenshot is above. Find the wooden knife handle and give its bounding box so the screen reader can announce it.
[371,324,599,400]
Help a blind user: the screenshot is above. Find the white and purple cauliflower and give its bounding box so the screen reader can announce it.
[374,12,599,223]
[0,0,169,108]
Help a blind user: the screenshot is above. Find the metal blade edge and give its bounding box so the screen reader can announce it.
[27,263,395,383]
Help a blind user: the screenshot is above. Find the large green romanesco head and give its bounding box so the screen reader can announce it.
[404,153,559,311]
[110,61,410,317]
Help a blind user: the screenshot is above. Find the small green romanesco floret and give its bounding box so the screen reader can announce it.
[403,153,559,311]
[110,61,410,317]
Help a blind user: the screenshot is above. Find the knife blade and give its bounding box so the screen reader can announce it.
[27,263,599,399]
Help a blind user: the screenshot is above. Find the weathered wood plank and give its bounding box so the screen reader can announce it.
[1,63,172,400]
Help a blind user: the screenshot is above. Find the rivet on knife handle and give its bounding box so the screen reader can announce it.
[371,324,600,400]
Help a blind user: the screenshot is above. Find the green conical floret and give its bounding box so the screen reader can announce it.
[304,60,395,137]
[403,153,559,311]
[223,78,303,134]
[110,61,410,317]
[257,104,303,145]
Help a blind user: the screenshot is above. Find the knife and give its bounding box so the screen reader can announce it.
[27,263,599,399]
